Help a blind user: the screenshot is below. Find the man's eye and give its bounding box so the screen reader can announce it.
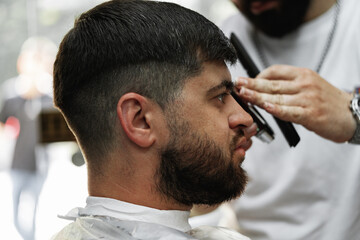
[217,92,229,103]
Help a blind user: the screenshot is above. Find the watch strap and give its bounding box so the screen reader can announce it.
[349,125,360,144]
[348,93,360,144]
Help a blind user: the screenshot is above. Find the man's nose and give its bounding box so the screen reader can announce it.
[228,95,253,129]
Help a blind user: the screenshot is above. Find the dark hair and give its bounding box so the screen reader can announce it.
[54,0,237,161]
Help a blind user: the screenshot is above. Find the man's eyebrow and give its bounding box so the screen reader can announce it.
[206,80,234,97]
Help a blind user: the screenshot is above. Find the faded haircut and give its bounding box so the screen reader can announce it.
[53,0,237,161]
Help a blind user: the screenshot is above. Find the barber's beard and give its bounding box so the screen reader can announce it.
[241,0,311,38]
[156,115,248,206]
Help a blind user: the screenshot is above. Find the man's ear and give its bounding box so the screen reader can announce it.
[117,93,156,148]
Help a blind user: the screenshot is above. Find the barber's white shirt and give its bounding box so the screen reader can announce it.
[52,196,250,240]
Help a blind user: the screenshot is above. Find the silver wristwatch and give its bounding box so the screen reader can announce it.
[348,94,360,144]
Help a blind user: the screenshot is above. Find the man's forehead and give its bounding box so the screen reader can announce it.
[201,62,231,86]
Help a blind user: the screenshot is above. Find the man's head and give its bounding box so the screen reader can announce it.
[54,0,253,208]
[232,0,311,37]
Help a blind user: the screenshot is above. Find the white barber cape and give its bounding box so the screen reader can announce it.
[51,196,250,240]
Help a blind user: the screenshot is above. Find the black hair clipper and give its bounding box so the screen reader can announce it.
[230,33,300,147]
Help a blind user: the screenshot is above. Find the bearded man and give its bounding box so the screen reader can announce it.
[51,0,258,239]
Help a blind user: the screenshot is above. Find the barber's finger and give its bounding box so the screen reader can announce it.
[257,65,301,80]
[263,103,304,124]
[235,77,298,94]
[238,87,297,107]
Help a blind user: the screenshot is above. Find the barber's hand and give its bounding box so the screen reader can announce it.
[235,65,356,143]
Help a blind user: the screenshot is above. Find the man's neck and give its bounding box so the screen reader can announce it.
[88,167,192,212]
[305,0,337,22]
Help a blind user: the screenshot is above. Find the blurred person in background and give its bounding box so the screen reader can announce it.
[0,36,57,240]
[190,0,360,239]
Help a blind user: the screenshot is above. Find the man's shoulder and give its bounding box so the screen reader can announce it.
[189,226,251,240]
[51,216,196,240]
[51,216,135,240]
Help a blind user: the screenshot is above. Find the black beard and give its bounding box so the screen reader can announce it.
[156,113,248,206]
[241,0,311,38]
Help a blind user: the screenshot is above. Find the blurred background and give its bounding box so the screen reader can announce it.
[0,0,238,239]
